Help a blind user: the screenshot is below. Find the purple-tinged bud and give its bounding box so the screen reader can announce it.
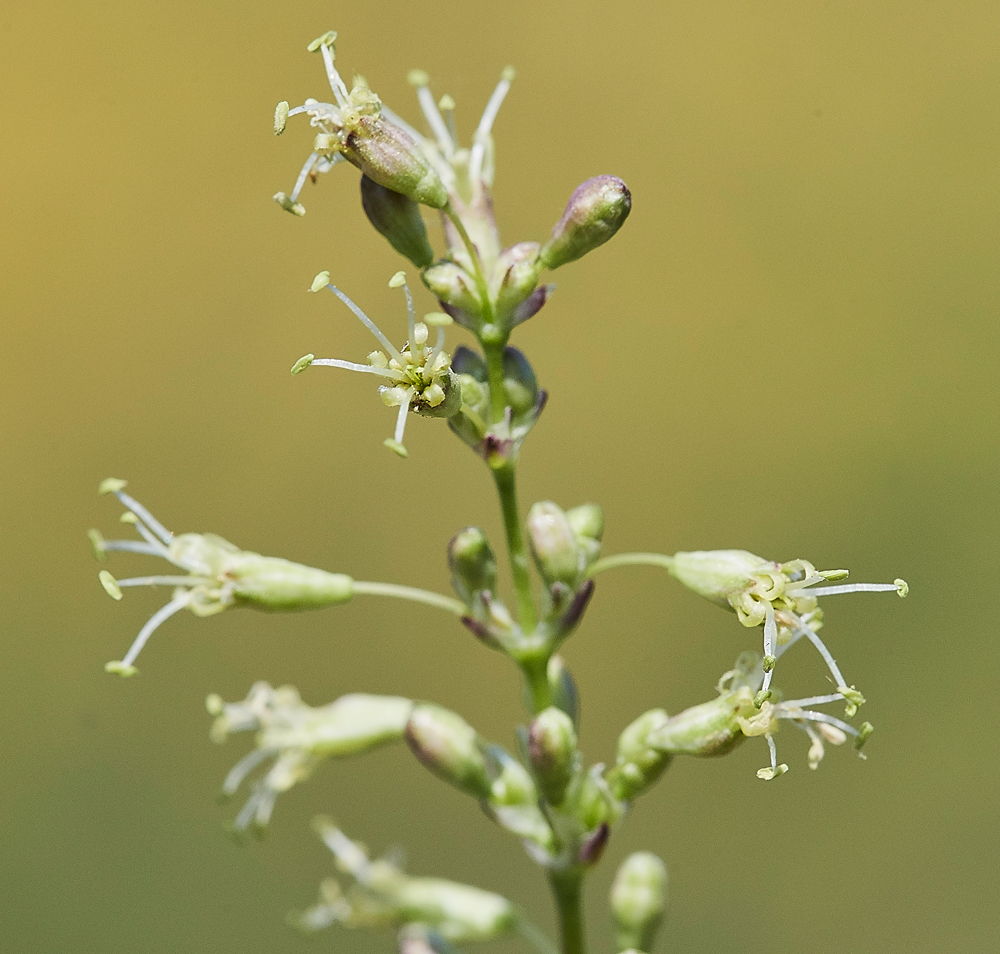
[344,115,449,209]
[502,347,539,417]
[539,176,631,270]
[448,527,498,606]
[610,851,668,954]
[406,704,491,799]
[528,706,578,804]
[490,242,542,322]
[510,283,554,327]
[360,175,435,268]
[547,655,580,727]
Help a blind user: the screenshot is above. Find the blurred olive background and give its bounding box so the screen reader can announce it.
[2,1,997,952]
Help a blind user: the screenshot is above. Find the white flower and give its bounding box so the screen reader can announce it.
[91,480,352,675]
[292,271,460,457]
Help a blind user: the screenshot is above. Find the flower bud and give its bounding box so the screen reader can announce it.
[668,549,772,610]
[547,654,580,726]
[422,262,483,322]
[360,174,435,268]
[566,503,604,569]
[490,242,541,322]
[528,706,578,804]
[610,852,668,954]
[539,176,631,270]
[344,115,449,209]
[502,347,540,418]
[527,501,581,588]
[448,527,498,605]
[605,709,672,802]
[406,704,491,799]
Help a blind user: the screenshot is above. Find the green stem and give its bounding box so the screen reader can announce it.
[352,581,466,616]
[484,341,508,423]
[587,552,676,577]
[523,655,553,713]
[548,869,585,954]
[492,462,537,634]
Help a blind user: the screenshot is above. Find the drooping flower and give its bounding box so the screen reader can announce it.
[207,683,413,831]
[90,480,353,675]
[291,271,460,457]
[669,550,907,711]
[273,32,448,214]
[641,653,876,781]
[293,818,517,943]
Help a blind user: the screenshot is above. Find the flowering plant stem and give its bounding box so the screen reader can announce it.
[549,870,586,954]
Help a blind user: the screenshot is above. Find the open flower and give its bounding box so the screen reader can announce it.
[643,653,875,781]
[293,819,517,942]
[90,480,353,675]
[292,271,460,457]
[273,32,448,214]
[669,550,907,710]
[207,683,413,831]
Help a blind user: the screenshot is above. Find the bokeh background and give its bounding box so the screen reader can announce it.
[2,1,997,952]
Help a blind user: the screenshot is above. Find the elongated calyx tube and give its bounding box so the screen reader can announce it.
[405,704,492,798]
[539,175,632,270]
[360,174,435,267]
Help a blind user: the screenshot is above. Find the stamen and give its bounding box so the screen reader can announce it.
[767,734,778,769]
[761,603,777,692]
[776,708,859,738]
[127,520,173,557]
[114,575,211,588]
[98,539,164,557]
[439,93,458,143]
[469,68,513,182]
[222,747,276,796]
[425,326,447,371]
[394,390,413,443]
[310,358,405,380]
[408,69,454,156]
[319,42,350,107]
[291,152,320,202]
[116,592,191,669]
[791,613,848,690]
[793,582,904,597]
[326,286,404,363]
[111,489,172,545]
[780,693,845,708]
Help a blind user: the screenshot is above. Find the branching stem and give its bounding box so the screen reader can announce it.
[587,551,676,577]
[352,581,466,616]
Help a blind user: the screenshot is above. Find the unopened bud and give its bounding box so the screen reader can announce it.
[490,242,541,321]
[360,174,435,268]
[539,175,631,270]
[502,347,539,417]
[528,706,578,804]
[527,501,581,588]
[566,503,604,569]
[422,262,482,317]
[547,655,579,726]
[606,708,672,802]
[345,116,449,209]
[448,527,498,605]
[611,851,668,954]
[406,704,491,798]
